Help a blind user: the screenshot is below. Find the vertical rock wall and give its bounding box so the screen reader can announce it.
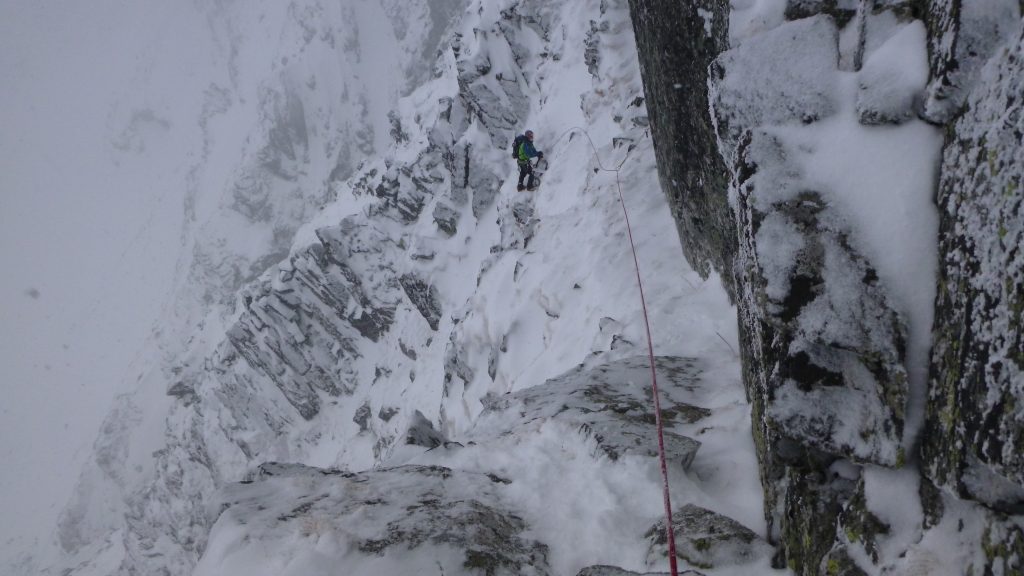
[625,0,736,297]
[921,7,1024,570]
[631,0,1024,573]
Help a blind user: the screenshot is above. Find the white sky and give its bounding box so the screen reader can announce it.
[0,0,213,562]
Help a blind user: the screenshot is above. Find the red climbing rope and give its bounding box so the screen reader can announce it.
[549,127,680,575]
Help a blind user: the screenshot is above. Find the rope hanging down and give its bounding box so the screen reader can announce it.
[549,127,680,576]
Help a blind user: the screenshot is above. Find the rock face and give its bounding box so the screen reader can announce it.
[630,0,1024,573]
[709,9,914,574]
[626,0,736,296]
[227,219,404,420]
[922,0,1022,123]
[924,15,1024,512]
[919,4,1024,575]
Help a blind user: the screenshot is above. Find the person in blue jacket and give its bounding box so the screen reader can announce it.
[514,130,544,191]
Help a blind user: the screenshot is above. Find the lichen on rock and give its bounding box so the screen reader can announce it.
[923,22,1024,509]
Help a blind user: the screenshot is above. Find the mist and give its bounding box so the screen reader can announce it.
[0,1,215,564]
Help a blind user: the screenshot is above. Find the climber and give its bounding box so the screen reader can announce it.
[513,130,544,191]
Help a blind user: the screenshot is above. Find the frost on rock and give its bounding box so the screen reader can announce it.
[707,5,920,573]
[855,20,929,125]
[197,463,551,576]
[227,218,403,419]
[477,356,707,468]
[922,0,1021,124]
[725,130,909,462]
[923,24,1024,510]
[645,504,773,570]
[709,15,840,163]
[724,127,908,573]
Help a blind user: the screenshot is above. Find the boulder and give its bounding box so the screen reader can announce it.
[645,504,773,569]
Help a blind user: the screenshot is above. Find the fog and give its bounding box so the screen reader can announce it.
[0,1,215,564]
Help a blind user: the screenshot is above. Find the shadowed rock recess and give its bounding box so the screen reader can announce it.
[628,0,1023,574]
[626,0,736,297]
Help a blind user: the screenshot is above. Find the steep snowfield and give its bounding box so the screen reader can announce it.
[24,0,776,575]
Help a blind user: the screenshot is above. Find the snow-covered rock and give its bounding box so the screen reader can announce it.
[917,21,1024,574]
[924,21,1024,509]
[195,356,769,576]
[702,4,935,571]
[710,15,841,162]
[476,356,706,467]
[197,462,551,576]
[633,0,966,573]
[855,19,930,125]
[922,0,1021,123]
[646,504,774,570]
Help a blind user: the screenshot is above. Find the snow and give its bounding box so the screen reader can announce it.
[775,72,943,450]
[728,0,788,45]
[711,15,840,162]
[856,20,931,124]
[755,212,806,302]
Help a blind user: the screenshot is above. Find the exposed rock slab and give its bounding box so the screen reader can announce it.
[227,218,403,419]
